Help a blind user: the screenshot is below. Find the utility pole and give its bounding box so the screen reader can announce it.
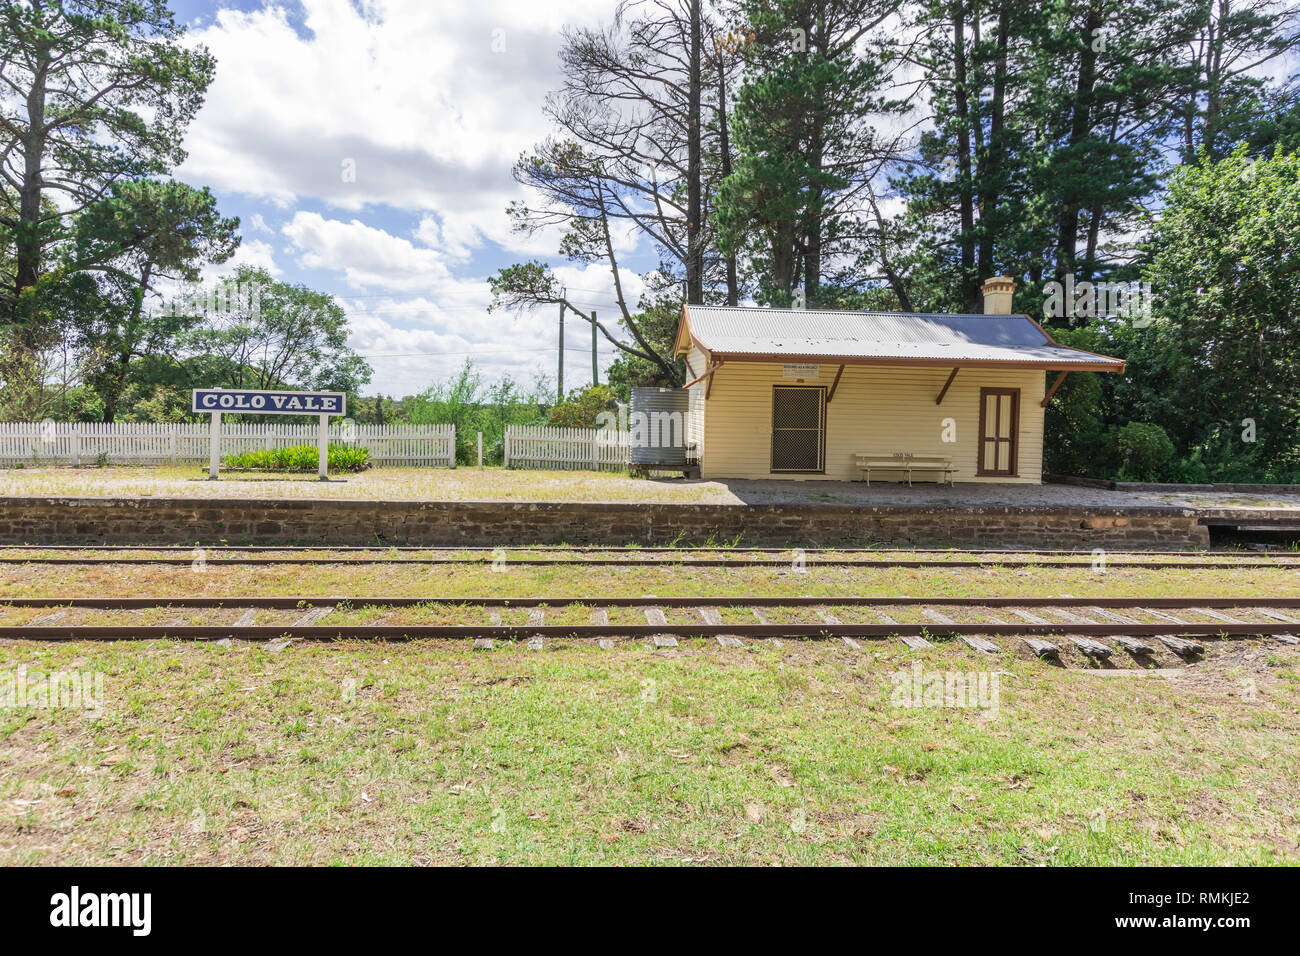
[591,310,598,386]
[686,0,703,304]
[557,299,565,402]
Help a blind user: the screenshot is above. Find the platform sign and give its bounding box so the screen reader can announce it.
[192,389,347,480]
[191,389,345,416]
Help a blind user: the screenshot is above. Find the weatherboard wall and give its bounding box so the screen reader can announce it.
[682,345,708,455]
[692,362,1046,483]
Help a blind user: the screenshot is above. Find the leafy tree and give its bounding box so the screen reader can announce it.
[177,267,372,399]
[0,0,215,327]
[1042,366,1107,477]
[1042,152,1300,482]
[1112,421,1175,480]
[1131,148,1300,476]
[1173,0,1300,163]
[115,377,191,423]
[895,0,1196,313]
[0,317,80,419]
[59,180,240,420]
[714,0,903,306]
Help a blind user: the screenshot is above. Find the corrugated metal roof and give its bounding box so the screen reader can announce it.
[683,305,1124,369]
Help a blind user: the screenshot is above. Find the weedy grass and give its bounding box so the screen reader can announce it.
[0,636,1296,865]
[0,466,717,502]
[0,559,1297,865]
[0,557,1296,602]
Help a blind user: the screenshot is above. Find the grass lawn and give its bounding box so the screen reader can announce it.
[1,558,1298,864]
[1,637,1297,865]
[0,465,718,503]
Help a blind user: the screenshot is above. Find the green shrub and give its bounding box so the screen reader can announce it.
[1042,370,1107,477]
[1163,434,1300,485]
[548,384,618,428]
[1113,422,1174,482]
[405,359,548,465]
[224,444,370,473]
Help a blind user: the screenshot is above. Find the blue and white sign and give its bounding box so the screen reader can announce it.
[191,389,345,416]
[192,388,348,480]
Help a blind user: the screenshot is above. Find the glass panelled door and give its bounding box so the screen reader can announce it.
[978,387,1019,477]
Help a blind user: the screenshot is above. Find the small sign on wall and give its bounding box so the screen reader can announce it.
[782,363,819,379]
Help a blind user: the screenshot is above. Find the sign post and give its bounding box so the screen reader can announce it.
[191,388,347,481]
[317,413,329,480]
[209,407,222,480]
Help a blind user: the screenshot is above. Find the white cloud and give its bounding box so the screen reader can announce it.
[281,212,452,291]
[197,237,281,285]
[333,258,650,396]
[228,238,281,274]
[178,0,604,259]
[171,1,668,395]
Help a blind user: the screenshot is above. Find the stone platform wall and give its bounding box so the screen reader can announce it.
[0,496,1213,549]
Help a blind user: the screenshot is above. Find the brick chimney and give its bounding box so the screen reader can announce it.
[980,276,1018,315]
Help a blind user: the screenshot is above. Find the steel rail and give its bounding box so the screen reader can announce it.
[0,622,1291,642]
[0,545,1274,554]
[2,595,1300,609]
[0,555,1296,568]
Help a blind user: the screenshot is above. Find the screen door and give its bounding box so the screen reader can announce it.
[771,385,826,473]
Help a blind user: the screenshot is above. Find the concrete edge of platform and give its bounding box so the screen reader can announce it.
[1046,473,1300,495]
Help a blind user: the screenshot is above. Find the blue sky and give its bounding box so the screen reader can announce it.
[167,0,654,398]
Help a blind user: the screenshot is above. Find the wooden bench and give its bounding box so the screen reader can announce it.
[855,454,956,487]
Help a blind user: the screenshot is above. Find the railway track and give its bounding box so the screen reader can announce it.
[1,595,1297,655]
[0,545,1296,569]
[5,546,1274,554]
[2,545,1286,554]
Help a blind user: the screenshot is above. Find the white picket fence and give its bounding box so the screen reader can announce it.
[504,425,630,471]
[0,422,456,467]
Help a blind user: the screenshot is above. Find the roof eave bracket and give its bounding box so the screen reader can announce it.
[935,368,959,405]
[1041,371,1069,407]
[826,365,846,402]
